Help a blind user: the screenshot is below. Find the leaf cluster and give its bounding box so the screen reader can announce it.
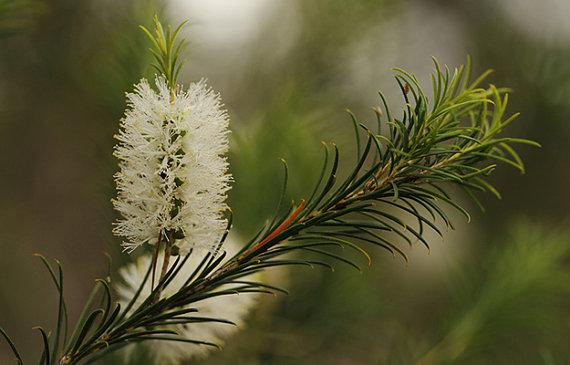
[139,16,188,96]
[0,41,538,365]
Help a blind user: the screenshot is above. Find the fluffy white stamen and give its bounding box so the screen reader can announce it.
[113,77,231,253]
[115,239,259,363]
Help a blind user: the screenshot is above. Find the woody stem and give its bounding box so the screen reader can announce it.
[152,234,172,303]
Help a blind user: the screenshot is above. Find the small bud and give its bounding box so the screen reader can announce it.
[372,105,383,117]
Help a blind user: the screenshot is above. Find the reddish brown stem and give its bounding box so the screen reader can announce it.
[150,231,163,292]
[151,232,172,303]
[247,200,306,255]
[159,239,172,282]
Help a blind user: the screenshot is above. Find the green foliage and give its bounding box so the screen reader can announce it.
[139,16,188,96]
[230,86,324,236]
[0,0,43,37]
[229,0,395,242]
[415,221,570,364]
[75,0,159,115]
[0,327,23,364]
[0,17,537,365]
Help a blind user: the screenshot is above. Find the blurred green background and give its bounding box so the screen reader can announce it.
[1,0,569,364]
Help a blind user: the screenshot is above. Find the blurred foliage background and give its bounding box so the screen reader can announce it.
[0,0,569,364]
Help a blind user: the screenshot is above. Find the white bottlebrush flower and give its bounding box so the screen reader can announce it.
[113,77,231,253]
[115,238,259,364]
